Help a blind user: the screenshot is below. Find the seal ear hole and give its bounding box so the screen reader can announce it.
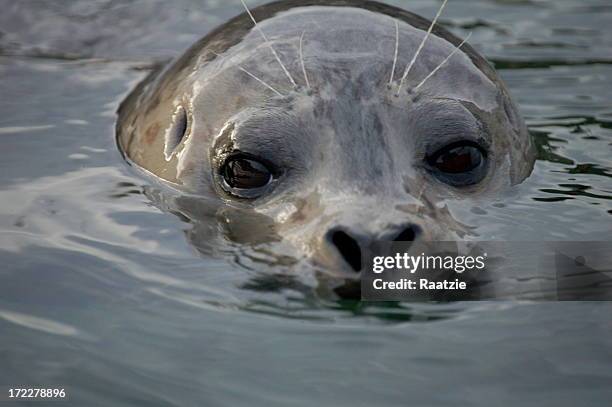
[164,105,188,159]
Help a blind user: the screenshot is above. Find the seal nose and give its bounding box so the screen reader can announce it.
[326,223,421,272]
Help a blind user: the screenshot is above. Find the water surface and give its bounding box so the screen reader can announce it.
[1,1,611,406]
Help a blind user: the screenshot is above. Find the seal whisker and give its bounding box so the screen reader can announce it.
[414,32,472,91]
[299,31,311,89]
[240,0,298,88]
[396,0,448,95]
[389,20,400,86]
[238,66,284,97]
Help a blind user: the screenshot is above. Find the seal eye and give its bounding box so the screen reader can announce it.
[426,141,487,186]
[220,155,274,197]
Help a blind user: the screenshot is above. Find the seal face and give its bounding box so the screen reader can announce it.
[117,0,536,275]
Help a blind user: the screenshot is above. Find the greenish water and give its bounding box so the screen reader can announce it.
[0,0,611,406]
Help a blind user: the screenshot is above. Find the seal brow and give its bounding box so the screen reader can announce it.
[209,49,283,97]
[238,66,284,97]
[396,0,448,95]
[414,32,472,91]
[299,31,311,89]
[240,0,298,88]
[389,20,400,85]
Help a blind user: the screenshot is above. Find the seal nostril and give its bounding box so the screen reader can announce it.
[330,230,362,272]
[394,224,421,241]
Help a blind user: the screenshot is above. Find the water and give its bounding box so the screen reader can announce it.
[1,0,611,405]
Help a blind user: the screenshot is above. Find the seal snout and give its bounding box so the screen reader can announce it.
[325,223,422,273]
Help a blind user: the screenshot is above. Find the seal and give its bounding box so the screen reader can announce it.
[116,0,536,276]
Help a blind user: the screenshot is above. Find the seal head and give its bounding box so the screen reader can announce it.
[117,0,536,275]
